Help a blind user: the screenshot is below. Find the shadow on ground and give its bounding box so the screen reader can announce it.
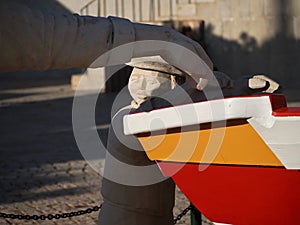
[0,71,126,204]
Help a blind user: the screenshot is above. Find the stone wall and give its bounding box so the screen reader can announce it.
[166,0,300,87]
[191,0,300,88]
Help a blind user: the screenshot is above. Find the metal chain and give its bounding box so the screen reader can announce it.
[173,205,193,224]
[0,203,191,223]
[0,205,102,221]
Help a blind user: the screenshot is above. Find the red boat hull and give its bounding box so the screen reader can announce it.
[158,162,300,225]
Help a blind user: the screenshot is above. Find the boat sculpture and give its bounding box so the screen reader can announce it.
[124,94,300,225]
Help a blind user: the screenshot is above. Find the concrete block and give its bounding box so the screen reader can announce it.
[257,17,278,39]
[250,0,264,18]
[123,0,135,21]
[229,0,240,18]
[217,0,233,20]
[106,0,117,17]
[205,19,223,38]
[235,20,252,42]
[194,0,215,2]
[196,2,218,20]
[238,0,251,18]
[176,3,196,16]
[59,0,92,13]
[212,19,224,36]
[238,30,257,53]
[293,17,300,40]
[140,0,152,21]
[274,0,300,17]
[282,16,297,38]
[178,0,190,3]
[71,68,106,92]
[222,20,235,39]
[71,74,82,90]
[81,0,99,16]
[248,18,270,44]
[157,0,172,18]
[291,0,300,16]
[264,0,282,17]
[263,0,275,16]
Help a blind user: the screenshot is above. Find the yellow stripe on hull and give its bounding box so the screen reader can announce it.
[138,121,283,167]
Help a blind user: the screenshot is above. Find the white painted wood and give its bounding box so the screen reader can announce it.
[124,95,300,169]
[123,96,272,135]
[248,117,300,169]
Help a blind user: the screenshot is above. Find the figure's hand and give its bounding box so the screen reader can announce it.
[132,23,213,90]
[221,74,281,97]
[91,17,213,90]
[248,75,280,93]
[133,23,213,69]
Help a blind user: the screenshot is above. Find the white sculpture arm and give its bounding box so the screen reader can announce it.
[0,2,112,72]
[0,2,213,90]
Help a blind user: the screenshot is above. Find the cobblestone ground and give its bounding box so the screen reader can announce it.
[0,72,206,225]
[0,159,207,225]
[1,72,298,225]
[0,161,103,225]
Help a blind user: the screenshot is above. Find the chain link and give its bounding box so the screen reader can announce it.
[0,205,102,221]
[173,205,192,224]
[0,203,191,223]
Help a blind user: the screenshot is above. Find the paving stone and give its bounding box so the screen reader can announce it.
[3,71,299,225]
[0,79,193,225]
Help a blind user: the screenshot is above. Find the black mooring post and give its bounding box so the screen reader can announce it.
[190,203,202,225]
